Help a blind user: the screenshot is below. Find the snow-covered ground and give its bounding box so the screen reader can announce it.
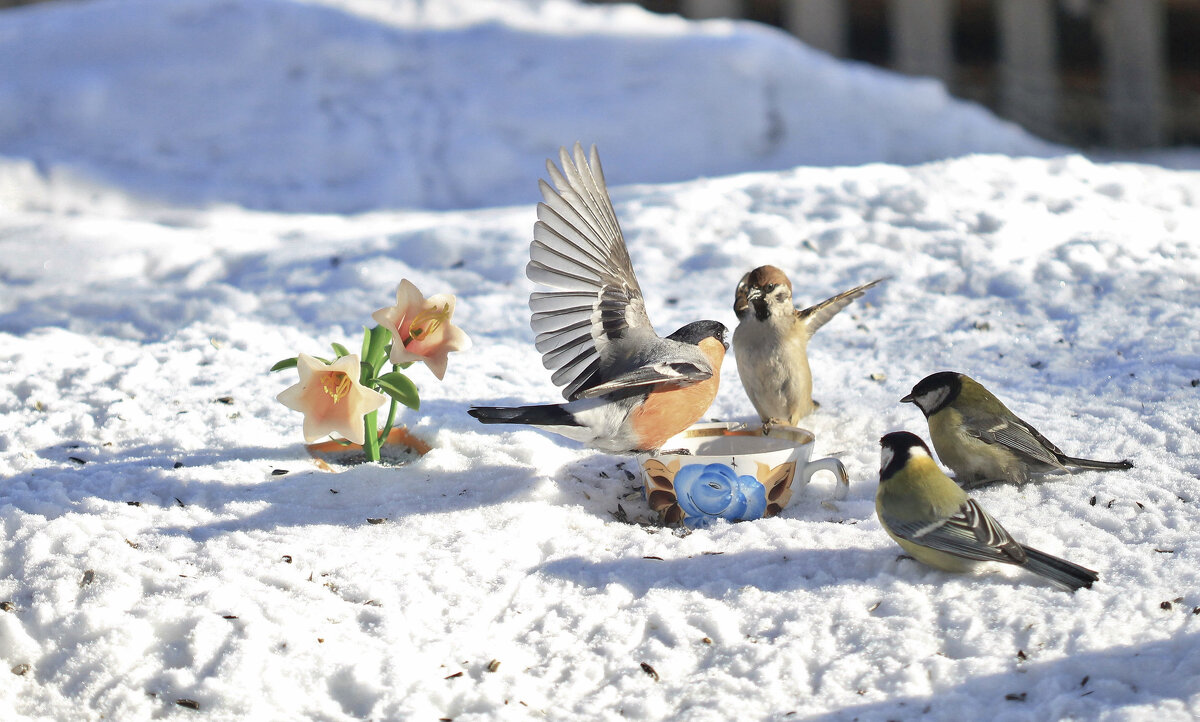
[2,0,1199,720]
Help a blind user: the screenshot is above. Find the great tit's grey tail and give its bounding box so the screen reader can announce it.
[1019,545,1099,591]
[468,404,581,427]
[1057,455,1134,472]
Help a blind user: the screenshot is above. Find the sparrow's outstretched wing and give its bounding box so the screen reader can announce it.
[797,278,887,337]
[527,143,659,401]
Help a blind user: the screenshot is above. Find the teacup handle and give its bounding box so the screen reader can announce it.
[801,456,849,501]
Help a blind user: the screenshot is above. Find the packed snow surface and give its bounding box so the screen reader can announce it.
[1,0,1199,721]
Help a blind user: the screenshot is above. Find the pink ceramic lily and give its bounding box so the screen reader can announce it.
[276,353,388,445]
[372,279,471,380]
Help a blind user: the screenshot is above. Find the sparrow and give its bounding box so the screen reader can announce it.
[468,143,728,453]
[902,371,1133,488]
[732,265,885,425]
[876,431,1098,591]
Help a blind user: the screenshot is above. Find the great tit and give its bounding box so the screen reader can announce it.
[876,431,1098,591]
[902,371,1133,488]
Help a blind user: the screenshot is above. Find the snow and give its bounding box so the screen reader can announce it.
[0,0,1057,213]
[1,0,1199,720]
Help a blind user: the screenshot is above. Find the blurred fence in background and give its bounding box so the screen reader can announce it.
[3,0,1194,149]
[608,0,1199,149]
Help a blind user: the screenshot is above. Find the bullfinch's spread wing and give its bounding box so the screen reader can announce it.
[883,498,1027,565]
[571,359,712,399]
[527,143,662,401]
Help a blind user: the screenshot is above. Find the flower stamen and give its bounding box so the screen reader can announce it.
[407,304,450,342]
[321,372,352,403]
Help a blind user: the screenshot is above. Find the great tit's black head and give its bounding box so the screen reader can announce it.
[879,431,933,481]
[667,319,729,350]
[900,371,963,417]
[734,265,793,322]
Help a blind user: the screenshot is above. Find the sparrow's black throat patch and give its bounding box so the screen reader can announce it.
[752,298,769,322]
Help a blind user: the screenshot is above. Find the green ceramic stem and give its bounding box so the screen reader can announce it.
[378,393,399,443]
[362,410,380,462]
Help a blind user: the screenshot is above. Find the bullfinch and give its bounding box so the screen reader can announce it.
[469,144,728,453]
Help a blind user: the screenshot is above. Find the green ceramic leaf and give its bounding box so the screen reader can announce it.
[374,372,420,411]
[269,357,298,372]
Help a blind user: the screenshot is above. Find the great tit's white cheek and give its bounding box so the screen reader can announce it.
[917,388,949,413]
[880,447,894,474]
[907,444,931,460]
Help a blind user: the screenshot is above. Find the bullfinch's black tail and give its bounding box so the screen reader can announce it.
[1019,545,1099,591]
[1058,455,1134,472]
[468,404,581,427]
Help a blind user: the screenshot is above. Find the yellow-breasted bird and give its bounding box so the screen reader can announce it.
[876,431,1098,591]
[902,371,1132,488]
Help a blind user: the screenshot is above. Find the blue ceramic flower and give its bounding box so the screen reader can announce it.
[673,462,767,528]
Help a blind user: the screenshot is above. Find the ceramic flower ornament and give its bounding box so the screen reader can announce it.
[372,279,471,380]
[671,463,768,528]
[272,278,469,463]
[276,353,388,445]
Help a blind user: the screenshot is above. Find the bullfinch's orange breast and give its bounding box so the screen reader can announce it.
[630,338,726,450]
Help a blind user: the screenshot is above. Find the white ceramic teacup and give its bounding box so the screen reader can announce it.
[637,421,848,528]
